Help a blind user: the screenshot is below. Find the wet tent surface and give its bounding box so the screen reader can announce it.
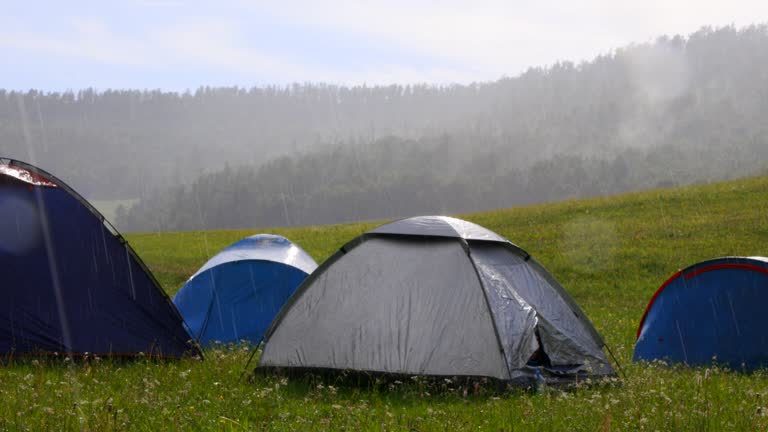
[635,257,768,370]
[0,161,197,358]
[174,261,310,345]
[470,242,610,375]
[173,234,317,346]
[188,234,317,279]
[259,216,614,383]
[262,237,507,377]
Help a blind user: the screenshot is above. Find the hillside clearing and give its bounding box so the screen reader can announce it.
[2,176,768,430]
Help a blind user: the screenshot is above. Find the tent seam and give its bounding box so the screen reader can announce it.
[464,240,514,381]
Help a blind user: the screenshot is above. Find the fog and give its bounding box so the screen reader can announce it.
[1,25,767,232]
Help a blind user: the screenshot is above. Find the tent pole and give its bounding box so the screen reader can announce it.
[604,343,627,379]
[240,345,260,381]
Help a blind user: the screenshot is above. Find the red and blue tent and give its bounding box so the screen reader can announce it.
[635,257,768,370]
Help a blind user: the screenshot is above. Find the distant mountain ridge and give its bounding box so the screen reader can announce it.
[2,25,767,230]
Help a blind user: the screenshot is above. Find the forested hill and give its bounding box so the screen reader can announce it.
[2,25,768,230]
[116,135,767,232]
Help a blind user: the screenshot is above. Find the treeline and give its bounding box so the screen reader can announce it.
[116,134,768,232]
[2,25,768,203]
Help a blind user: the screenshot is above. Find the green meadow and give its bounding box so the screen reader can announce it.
[2,175,768,431]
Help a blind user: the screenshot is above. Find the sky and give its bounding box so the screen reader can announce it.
[2,0,768,91]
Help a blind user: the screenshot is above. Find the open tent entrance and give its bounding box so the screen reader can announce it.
[526,327,552,368]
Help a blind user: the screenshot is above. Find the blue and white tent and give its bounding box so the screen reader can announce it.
[635,257,768,370]
[173,234,317,346]
[0,159,199,358]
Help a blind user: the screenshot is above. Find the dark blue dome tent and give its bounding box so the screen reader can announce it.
[0,158,201,359]
[258,216,614,384]
[635,257,768,370]
[173,234,317,346]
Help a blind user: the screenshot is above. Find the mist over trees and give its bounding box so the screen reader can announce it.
[116,135,767,232]
[2,25,768,231]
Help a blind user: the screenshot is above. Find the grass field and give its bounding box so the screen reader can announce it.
[2,176,768,430]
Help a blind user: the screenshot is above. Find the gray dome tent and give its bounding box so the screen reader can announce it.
[258,216,614,384]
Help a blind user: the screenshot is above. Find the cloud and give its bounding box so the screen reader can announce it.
[0,17,149,66]
[0,17,310,81]
[258,1,575,75]
[148,20,463,84]
[149,21,307,77]
[132,0,183,6]
[254,0,768,77]
[0,14,481,86]
[3,1,768,88]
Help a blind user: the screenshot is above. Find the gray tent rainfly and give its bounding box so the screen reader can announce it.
[258,216,614,384]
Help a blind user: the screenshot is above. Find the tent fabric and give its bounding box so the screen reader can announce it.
[368,215,510,243]
[190,234,317,278]
[634,257,768,370]
[470,243,609,376]
[258,216,614,383]
[173,234,317,346]
[0,158,200,358]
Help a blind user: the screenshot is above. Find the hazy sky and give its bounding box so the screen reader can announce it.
[2,0,768,90]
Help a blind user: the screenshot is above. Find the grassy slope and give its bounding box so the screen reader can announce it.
[2,176,768,430]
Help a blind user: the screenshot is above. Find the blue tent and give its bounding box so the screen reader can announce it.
[635,257,768,370]
[173,234,317,346]
[0,159,200,358]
